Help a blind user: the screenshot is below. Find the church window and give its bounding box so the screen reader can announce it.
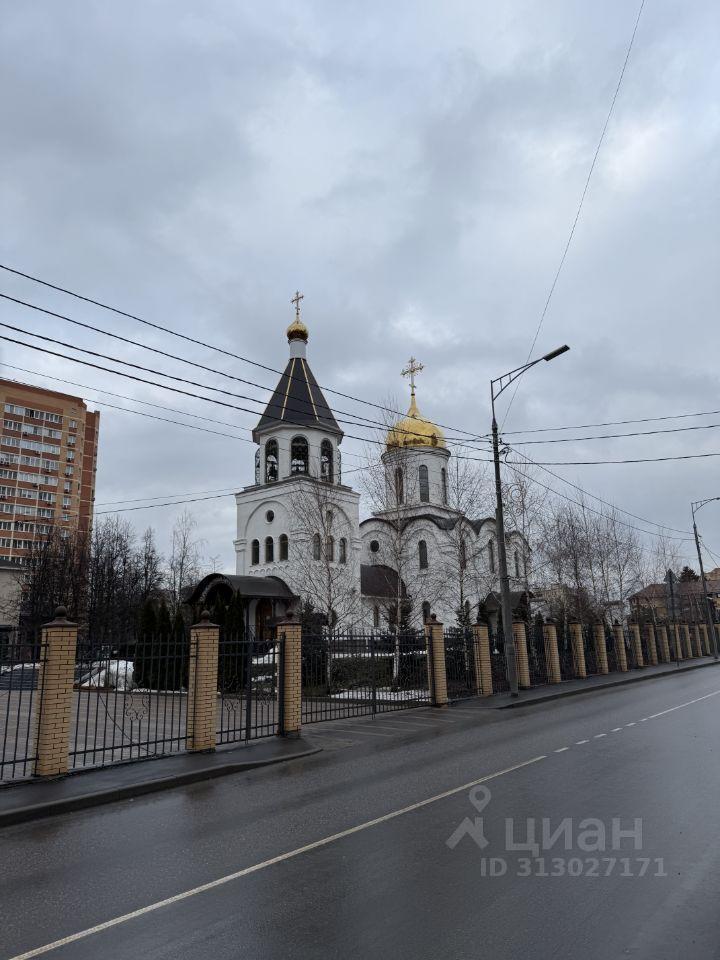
[251,539,260,565]
[370,539,379,554]
[373,605,380,628]
[326,536,334,561]
[514,549,521,578]
[279,534,288,561]
[321,440,334,483]
[291,436,308,475]
[419,464,429,503]
[254,449,261,484]
[339,537,347,563]
[394,467,404,505]
[265,439,278,483]
[265,510,274,523]
[418,539,428,570]
[460,537,467,570]
[313,533,321,560]
[422,601,431,623]
[488,539,496,574]
[337,448,342,483]
[441,468,447,504]
[265,536,274,563]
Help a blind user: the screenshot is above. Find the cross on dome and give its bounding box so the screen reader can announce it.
[401,356,424,397]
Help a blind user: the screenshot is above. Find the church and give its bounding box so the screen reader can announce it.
[194,297,530,636]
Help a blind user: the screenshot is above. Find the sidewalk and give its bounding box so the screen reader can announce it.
[489,655,720,709]
[0,736,321,828]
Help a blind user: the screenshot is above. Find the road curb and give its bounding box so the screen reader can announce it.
[495,659,720,709]
[0,743,322,828]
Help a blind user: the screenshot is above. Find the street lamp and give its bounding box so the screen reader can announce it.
[691,497,720,660]
[491,345,570,696]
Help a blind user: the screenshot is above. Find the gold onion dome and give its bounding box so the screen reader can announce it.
[386,394,446,449]
[286,317,309,342]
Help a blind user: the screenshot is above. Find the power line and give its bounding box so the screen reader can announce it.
[97,486,238,506]
[505,407,720,435]
[502,0,646,427]
[95,493,233,515]
[511,421,720,445]
[0,269,485,442]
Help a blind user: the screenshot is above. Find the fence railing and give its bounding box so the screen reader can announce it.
[0,629,44,781]
[216,632,279,744]
[301,630,430,723]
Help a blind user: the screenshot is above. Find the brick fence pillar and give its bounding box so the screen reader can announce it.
[593,623,609,675]
[644,623,658,666]
[471,622,492,696]
[425,615,448,708]
[34,607,78,778]
[543,620,562,683]
[277,617,302,736]
[569,622,587,679]
[693,625,704,658]
[187,611,219,752]
[513,621,531,688]
[655,624,670,663]
[630,624,644,668]
[612,624,628,672]
[700,624,710,657]
[681,624,694,659]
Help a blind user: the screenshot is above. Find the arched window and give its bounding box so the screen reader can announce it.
[460,537,467,570]
[418,539,428,570]
[464,599,471,622]
[265,536,274,563]
[254,449,261,484]
[373,605,380,628]
[251,539,260,565]
[337,448,342,483]
[290,436,308,475]
[422,601,431,623]
[279,534,289,561]
[488,538,495,574]
[441,468,447,504]
[419,464,429,503]
[326,536,334,561]
[514,549,521,578]
[265,439,278,483]
[321,439,334,483]
[339,537,347,564]
[312,533,321,561]
[394,467,404,505]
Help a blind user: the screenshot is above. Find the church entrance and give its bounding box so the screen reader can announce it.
[254,598,274,640]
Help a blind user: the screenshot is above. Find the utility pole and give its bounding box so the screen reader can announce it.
[691,498,719,659]
[490,344,569,697]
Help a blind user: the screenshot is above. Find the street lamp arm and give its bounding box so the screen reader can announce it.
[491,345,570,405]
[692,496,720,517]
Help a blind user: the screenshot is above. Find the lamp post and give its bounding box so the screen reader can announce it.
[491,344,570,696]
[691,497,719,659]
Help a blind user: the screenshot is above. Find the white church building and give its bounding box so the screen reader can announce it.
[213,299,530,636]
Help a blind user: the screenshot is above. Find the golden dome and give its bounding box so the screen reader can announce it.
[286,317,309,343]
[386,394,446,449]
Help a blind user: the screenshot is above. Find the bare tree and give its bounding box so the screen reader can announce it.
[167,510,204,617]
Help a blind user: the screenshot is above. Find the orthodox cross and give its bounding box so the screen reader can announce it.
[401,356,424,397]
[291,290,304,320]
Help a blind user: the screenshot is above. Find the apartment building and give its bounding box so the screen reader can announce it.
[0,378,99,565]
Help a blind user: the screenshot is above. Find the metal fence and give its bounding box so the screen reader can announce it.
[527,620,548,687]
[488,628,510,693]
[216,631,279,744]
[69,631,192,770]
[301,631,430,723]
[444,628,476,700]
[0,629,44,781]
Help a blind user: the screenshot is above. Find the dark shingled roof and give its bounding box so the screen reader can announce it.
[360,564,406,600]
[253,356,341,440]
[185,573,297,606]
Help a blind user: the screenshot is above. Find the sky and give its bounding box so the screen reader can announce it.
[1,0,718,575]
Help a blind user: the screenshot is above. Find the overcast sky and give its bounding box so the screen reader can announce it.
[1,0,718,574]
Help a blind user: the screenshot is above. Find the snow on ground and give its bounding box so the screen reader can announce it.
[79,660,134,690]
[330,688,429,701]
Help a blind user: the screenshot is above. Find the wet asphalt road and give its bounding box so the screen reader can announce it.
[3,667,720,960]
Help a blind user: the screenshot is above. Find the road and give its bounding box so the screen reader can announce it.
[3,667,720,959]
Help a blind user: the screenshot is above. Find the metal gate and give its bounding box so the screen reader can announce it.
[444,628,476,700]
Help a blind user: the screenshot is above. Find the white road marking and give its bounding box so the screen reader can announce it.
[554,747,569,753]
[611,727,623,732]
[639,718,648,722]
[575,739,589,745]
[626,722,636,727]
[8,755,547,959]
[327,727,395,738]
[594,733,607,739]
[647,689,720,720]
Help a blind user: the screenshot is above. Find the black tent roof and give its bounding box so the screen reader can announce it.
[253,356,341,440]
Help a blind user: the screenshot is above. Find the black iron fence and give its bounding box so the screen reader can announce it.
[69,631,192,770]
[527,620,548,687]
[0,629,44,781]
[216,631,279,744]
[301,630,430,723]
[488,628,510,693]
[444,628,476,700]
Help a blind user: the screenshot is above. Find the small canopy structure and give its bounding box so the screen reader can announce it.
[185,573,298,639]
